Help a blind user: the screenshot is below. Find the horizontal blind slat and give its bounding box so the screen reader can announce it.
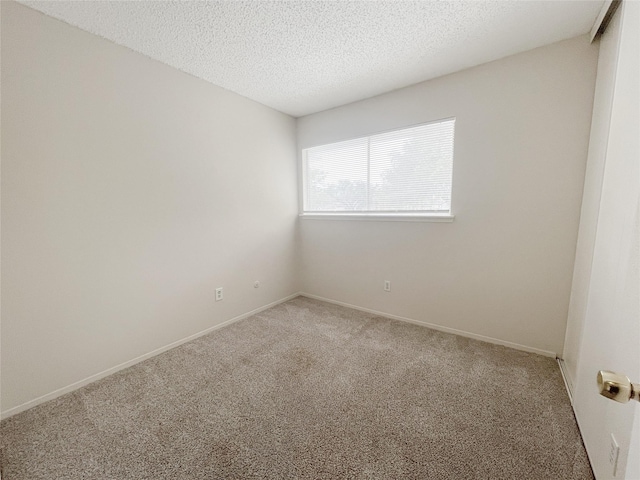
[303,118,455,213]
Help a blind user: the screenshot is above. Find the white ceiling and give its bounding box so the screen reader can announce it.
[20,1,603,117]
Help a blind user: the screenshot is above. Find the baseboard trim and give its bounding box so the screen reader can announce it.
[557,357,575,404]
[3,291,558,419]
[1,292,301,420]
[299,293,557,358]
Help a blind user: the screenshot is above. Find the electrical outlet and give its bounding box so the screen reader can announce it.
[384,280,391,292]
[215,287,223,302]
[609,433,620,476]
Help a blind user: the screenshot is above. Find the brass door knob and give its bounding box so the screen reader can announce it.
[597,370,640,403]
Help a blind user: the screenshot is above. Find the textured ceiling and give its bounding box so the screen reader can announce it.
[20,1,603,117]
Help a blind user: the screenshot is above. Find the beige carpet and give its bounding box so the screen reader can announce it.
[1,296,593,479]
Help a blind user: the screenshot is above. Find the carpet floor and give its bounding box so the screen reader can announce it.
[1,296,593,479]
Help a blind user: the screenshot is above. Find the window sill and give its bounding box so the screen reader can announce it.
[298,213,455,223]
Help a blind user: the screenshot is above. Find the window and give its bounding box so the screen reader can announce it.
[301,118,455,219]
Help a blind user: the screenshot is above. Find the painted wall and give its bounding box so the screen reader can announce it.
[297,36,599,356]
[1,2,298,414]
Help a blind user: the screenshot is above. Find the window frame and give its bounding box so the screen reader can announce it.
[299,118,456,222]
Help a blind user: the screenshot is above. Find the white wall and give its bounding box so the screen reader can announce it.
[1,2,298,415]
[297,36,599,356]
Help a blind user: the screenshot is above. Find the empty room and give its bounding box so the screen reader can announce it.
[1,0,638,479]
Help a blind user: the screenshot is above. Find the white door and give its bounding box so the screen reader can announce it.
[572,1,639,479]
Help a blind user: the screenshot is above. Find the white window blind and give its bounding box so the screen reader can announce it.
[303,118,455,215]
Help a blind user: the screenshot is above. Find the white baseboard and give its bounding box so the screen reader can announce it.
[1,293,301,420]
[299,292,557,358]
[3,291,558,420]
[557,357,575,404]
